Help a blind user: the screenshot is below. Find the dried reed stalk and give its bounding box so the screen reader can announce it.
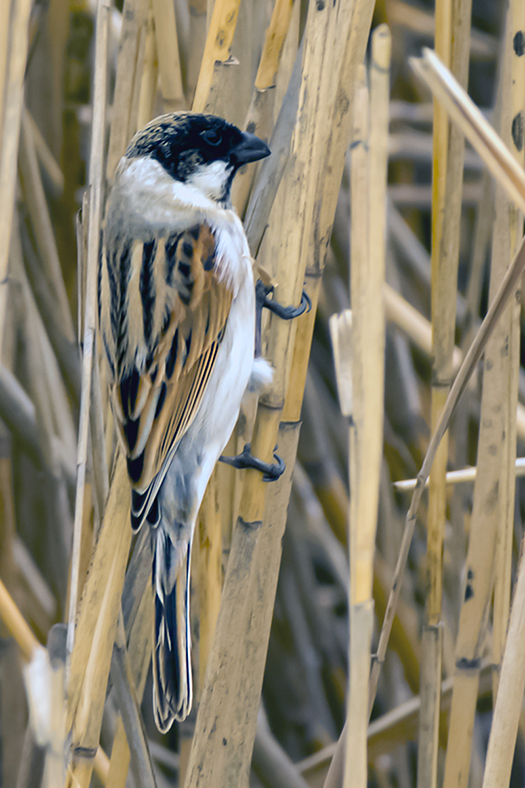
[185,1,374,785]
[339,67,371,788]
[10,240,73,600]
[0,0,32,345]
[385,280,525,441]
[185,0,334,777]
[25,108,64,195]
[0,0,10,155]
[482,525,525,788]
[105,587,152,788]
[151,0,184,111]
[187,3,245,712]
[106,0,148,178]
[110,614,156,788]
[0,577,41,661]
[385,283,463,373]
[369,45,525,720]
[417,0,456,779]
[67,0,110,659]
[65,455,131,788]
[232,0,296,214]
[411,49,525,213]
[329,27,390,788]
[196,472,222,694]
[0,580,110,784]
[395,458,525,491]
[299,665,493,786]
[491,0,524,701]
[18,112,74,340]
[443,6,522,784]
[137,9,158,130]
[347,30,390,788]
[192,0,241,113]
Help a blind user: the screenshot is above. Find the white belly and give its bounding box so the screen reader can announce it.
[158,260,255,529]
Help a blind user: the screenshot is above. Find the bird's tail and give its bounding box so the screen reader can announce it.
[152,528,192,733]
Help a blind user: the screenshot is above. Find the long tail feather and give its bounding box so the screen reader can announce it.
[152,529,192,733]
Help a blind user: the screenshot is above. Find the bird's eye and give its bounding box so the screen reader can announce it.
[201,129,222,146]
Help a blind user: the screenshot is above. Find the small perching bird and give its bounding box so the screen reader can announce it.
[99,112,271,732]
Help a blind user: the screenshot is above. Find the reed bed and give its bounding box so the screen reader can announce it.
[3,0,525,787]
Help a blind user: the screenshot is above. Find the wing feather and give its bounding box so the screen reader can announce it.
[101,221,233,505]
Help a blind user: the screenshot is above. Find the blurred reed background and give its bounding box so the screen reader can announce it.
[2,0,525,786]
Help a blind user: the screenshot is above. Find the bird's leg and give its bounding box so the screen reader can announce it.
[254,280,312,357]
[219,443,285,482]
[254,280,269,358]
[244,280,310,479]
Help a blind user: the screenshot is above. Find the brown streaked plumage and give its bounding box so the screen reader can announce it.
[101,221,232,523]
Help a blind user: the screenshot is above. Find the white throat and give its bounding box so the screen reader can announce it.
[186,160,233,203]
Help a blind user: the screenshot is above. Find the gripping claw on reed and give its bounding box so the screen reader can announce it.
[219,443,285,481]
[256,280,311,320]
[254,280,311,356]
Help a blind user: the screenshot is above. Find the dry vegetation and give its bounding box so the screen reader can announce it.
[2,0,525,787]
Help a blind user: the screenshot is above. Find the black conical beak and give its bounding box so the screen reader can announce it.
[230,131,271,165]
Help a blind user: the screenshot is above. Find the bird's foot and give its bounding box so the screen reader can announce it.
[255,280,311,321]
[219,443,285,482]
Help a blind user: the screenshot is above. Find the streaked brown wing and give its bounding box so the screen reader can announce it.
[107,223,233,494]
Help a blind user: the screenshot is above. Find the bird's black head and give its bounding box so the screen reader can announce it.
[125,112,271,204]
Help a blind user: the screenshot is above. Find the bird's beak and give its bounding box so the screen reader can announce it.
[230,131,271,165]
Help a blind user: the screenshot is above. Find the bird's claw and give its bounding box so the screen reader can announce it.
[256,280,311,321]
[219,443,285,482]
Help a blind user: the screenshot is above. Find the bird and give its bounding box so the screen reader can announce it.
[98,112,271,732]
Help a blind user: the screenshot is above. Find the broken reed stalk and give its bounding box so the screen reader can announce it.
[185,1,375,786]
[67,0,110,660]
[443,7,522,786]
